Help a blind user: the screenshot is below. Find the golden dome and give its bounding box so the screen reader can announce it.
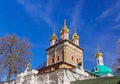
[72,32,79,41]
[96,52,103,58]
[50,33,57,41]
[60,19,69,34]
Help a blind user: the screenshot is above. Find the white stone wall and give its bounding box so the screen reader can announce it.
[37,68,96,84]
[0,67,96,84]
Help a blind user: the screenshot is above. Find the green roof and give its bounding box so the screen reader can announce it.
[92,65,113,76]
[71,76,120,84]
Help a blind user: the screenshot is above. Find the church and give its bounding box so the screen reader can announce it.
[0,20,115,84]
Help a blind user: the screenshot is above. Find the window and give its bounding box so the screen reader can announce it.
[95,68,98,72]
[71,56,74,61]
[57,56,59,61]
[52,58,54,63]
[77,58,79,63]
[98,60,99,64]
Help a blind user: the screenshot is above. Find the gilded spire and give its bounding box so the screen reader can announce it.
[60,19,69,34]
[75,27,76,33]
[72,27,79,41]
[96,46,103,58]
[53,27,55,34]
[50,28,57,41]
[97,45,100,52]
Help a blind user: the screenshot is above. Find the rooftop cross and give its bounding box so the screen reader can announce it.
[97,45,100,52]
[74,27,76,33]
[64,19,66,26]
[53,27,55,34]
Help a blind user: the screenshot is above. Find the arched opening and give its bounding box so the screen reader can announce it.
[52,58,54,63]
[98,60,99,64]
[71,56,74,61]
[57,56,59,61]
[77,58,79,63]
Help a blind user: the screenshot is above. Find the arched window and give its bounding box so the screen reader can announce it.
[77,58,79,63]
[95,68,98,72]
[98,60,99,64]
[52,58,54,63]
[57,56,59,61]
[71,56,74,61]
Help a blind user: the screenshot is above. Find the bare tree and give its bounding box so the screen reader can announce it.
[113,39,120,75]
[113,58,120,75]
[0,34,32,81]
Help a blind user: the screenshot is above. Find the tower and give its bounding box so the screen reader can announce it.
[60,19,69,40]
[72,28,79,46]
[92,47,113,77]
[39,19,84,74]
[96,48,104,65]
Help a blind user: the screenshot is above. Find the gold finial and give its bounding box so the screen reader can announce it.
[64,19,66,26]
[50,28,57,41]
[96,46,103,58]
[60,19,69,34]
[72,27,79,41]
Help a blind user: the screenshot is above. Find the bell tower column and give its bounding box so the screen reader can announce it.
[96,47,104,65]
[72,27,79,46]
[50,29,57,46]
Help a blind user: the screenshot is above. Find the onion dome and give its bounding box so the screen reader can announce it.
[72,27,79,41]
[92,65,113,76]
[92,47,113,77]
[72,32,79,41]
[50,33,57,41]
[96,52,103,58]
[60,19,69,34]
[96,46,103,58]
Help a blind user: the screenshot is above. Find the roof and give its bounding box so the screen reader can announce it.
[38,62,75,74]
[85,70,99,77]
[46,39,84,51]
[92,65,113,76]
[71,76,120,84]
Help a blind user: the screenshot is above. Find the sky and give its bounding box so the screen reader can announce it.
[0,0,120,71]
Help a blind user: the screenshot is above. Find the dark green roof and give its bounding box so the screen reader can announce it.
[71,76,120,84]
[92,65,113,76]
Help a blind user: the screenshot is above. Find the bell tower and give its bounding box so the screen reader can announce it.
[96,47,104,65]
[40,19,84,74]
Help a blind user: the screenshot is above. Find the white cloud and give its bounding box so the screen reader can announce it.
[98,8,113,19]
[96,1,120,20]
[113,24,120,29]
[115,12,120,22]
[70,0,83,31]
[16,0,56,28]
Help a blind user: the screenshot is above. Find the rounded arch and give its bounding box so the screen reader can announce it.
[71,56,74,61]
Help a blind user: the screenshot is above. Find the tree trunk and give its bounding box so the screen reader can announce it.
[7,51,13,81]
[7,64,13,81]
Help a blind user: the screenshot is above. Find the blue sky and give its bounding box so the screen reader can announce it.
[0,0,120,71]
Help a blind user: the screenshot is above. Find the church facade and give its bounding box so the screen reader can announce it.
[0,20,113,84]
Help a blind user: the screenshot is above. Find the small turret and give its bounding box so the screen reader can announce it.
[96,47,104,65]
[25,62,32,72]
[72,27,79,46]
[92,46,113,77]
[50,28,57,46]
